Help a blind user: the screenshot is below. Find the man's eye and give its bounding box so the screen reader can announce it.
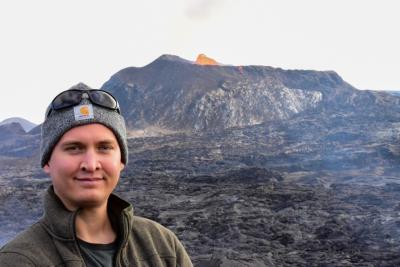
[99,145,113,151]
[65,145,82,152]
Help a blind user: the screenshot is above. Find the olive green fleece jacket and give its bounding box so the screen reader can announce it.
[0,186,193,267]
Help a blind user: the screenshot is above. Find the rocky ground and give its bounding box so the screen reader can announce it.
[1,164,400,266]
[118,177,400,266]
[1,112,400,266]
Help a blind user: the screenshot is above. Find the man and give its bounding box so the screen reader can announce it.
[0,83,193,266]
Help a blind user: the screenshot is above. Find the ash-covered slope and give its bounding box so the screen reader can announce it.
[103,54,395,132]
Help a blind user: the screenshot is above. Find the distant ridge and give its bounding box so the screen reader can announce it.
[0,122,25,137]
[0,117,37,132]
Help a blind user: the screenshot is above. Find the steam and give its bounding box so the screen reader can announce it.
[185,0,226,20]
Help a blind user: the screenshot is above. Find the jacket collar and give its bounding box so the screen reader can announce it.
[40,186,134,242]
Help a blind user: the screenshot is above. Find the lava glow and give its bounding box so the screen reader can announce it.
[195,54,218,65]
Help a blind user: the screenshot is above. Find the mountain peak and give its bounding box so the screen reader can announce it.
[0,117,37,132]
[0,121,26,136]
[155,54,192,64]
[102,53,364,133]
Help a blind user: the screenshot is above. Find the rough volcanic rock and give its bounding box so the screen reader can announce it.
[1,114,400,265]
[2,148,399,266]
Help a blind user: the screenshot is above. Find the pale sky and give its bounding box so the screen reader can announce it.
[1,0,399,125]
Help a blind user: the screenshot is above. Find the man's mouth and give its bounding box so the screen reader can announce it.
[75,177,103,182]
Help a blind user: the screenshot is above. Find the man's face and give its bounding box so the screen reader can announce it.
[44,123,125,211]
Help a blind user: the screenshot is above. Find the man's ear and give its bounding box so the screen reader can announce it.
[120,163,125,171]
[43,164,50,174]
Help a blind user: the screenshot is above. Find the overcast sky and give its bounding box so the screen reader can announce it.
[1,0,399,124]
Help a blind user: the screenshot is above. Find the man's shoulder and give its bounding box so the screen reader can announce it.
[1,222,45,249]
[0,222,52,265]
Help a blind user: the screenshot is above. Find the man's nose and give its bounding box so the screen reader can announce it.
[80,149,101,172]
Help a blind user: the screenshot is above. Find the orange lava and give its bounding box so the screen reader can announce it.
[195,54,218,65]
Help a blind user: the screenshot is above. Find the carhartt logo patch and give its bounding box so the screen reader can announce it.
[74,104,94,120]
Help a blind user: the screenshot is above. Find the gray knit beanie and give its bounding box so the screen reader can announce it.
[40,83,128,167]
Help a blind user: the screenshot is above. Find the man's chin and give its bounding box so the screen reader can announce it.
[75,197,108,209]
